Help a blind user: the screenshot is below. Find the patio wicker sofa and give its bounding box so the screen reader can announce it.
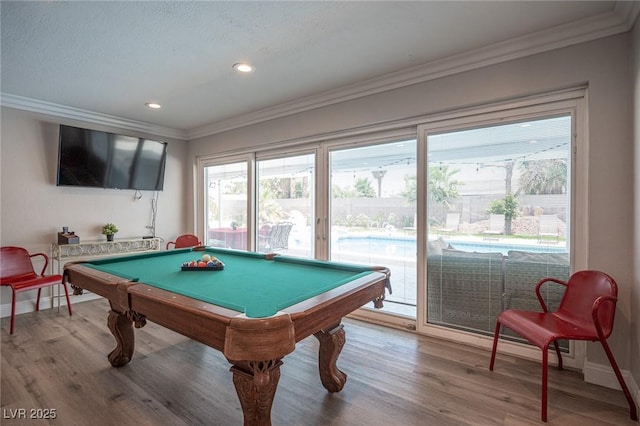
[427,247,570,335]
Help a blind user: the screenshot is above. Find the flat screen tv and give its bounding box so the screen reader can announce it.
[57,125,167,191]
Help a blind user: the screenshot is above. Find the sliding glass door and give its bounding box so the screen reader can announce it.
[421,113,574,350]
[328,139,417,316]
[204,160,249,250]
[197,90,585,357]
[256,152,315,258]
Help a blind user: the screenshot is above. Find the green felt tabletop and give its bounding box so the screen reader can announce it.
[81,248,375,318]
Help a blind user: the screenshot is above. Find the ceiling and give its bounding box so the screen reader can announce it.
[1,1,637,140]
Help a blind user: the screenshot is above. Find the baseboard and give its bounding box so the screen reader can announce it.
[585,359,639,416]
[0,292,100,318]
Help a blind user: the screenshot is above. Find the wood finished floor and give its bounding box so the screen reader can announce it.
[1,299,636,426]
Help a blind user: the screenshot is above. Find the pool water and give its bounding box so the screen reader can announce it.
[334,236,567,257]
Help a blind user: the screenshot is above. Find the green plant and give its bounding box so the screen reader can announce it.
[488,193,518,234]
[488,193,518,219]
[401,165,463,209]
[355,178,376,198]
[101,223,119,235]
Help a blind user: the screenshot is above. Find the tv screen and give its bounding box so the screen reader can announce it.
[57,125,167,191]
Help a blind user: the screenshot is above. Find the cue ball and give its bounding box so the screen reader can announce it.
[201,254,211,262]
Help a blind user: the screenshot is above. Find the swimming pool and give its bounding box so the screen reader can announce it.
[333,235,567,257]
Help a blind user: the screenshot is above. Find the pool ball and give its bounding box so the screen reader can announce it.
[201,254,211,262]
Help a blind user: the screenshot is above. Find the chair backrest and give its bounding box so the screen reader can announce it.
[538,215,558,234]
[445,213,460,230]
[268,222,293,250]
[556,270,618,337]
[174,234,201,249]
[0,246,38,283]
[488,214,505,232]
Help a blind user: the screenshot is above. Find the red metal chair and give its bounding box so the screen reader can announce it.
[166,234,201,249]
[0,246,72,334]
[489,270,637,422]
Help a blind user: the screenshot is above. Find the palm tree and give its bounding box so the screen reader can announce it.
[402,165,462,230]
[355,178,376,198]
[428,165,462,208]
[519,159,567,195]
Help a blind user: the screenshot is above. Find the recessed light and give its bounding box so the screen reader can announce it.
[145,102,161,109]
[233,63,254,73]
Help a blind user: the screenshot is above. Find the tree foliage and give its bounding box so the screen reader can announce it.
[429,165,462,205]
[401,165,462,209]
[354,178,376,198]
[487,193,519,221]
[519,159,567,195]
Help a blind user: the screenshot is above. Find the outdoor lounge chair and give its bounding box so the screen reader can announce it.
[537,214,559,243]
[483,214,505,240]
[439,213,460,235]
[427,249,504,334]
[259,222,293,252]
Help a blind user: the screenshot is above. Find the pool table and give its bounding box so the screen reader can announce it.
[64,247,390,426]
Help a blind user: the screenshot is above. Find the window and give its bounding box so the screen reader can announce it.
[329,140,417,316]
[417,87,588,366]
[196,88,586,362]
[204,161,249,250]
[425,115,572,344]
[256,153,315,257]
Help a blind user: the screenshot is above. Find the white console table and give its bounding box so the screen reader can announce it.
[52,237,162,272]
[50,237,162,307]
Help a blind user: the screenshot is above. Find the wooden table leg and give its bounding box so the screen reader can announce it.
[314,323,347,392]
[106,304,146,368]
[106,309,135,367]
[230,359,282,426]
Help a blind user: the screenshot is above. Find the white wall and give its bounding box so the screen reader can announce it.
[189,34,636,380]
[0,107,188,315]
[631,12,640,399]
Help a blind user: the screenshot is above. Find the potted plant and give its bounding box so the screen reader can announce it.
[101,223,119,241]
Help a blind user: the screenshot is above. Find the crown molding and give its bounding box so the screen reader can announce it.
[2,5,636,142]
[0,93,187,140]
[187,7,636,140]
[615,0,640,29]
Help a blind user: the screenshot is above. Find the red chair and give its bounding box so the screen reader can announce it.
[0,246,72,334]
[166,234,201,249]
[489,270,637,422]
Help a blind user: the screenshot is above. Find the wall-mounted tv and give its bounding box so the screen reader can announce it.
[57,125,167,191]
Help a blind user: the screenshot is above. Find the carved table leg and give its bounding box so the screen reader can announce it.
[106,309,135,367]
[314,323,347,392]
[230,359,282,426]
[373,294,385,309]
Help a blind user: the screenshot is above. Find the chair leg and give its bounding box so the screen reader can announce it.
[62,283,73,316]
[552,340,563,370]
[36,288,42,311]
[489,320,501,371]
[10,289,17,335]
[599,338,639,420]
[541,347,548,422]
